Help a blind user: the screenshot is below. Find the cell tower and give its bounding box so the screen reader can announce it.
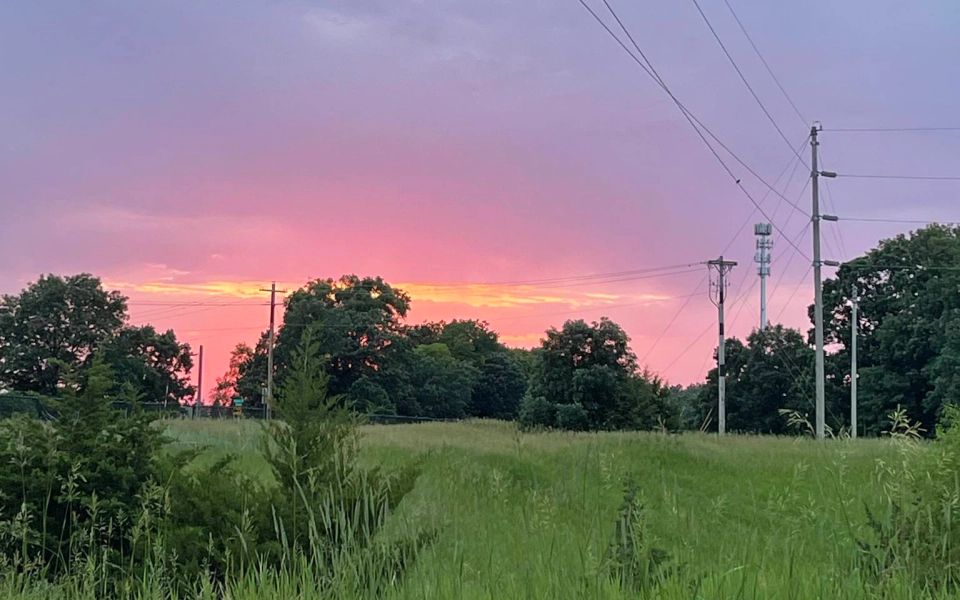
[754,223,773,330]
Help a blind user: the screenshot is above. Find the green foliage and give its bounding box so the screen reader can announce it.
[347,377,393,414]
[214,342,256,406]
[261,330,428,589]
[437,320,500,363]
[555,402,589,431]
[0,274,127,394]
[665,383,706,431]
[820,224,960,435]
[696,326,817,434]
[518,394,556,429]
[0,360,166,571]
[856,405,960,590]
[529,318,666,430]
[408,346,478,419]
[0,274,193,403]
[471,352,526,419]
[271,275,411,411]
[605,482,672,592]
[100,325,193,403]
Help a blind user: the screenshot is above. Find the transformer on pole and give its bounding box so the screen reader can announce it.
[754,223,773,330]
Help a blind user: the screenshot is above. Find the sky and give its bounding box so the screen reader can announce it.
[2,0,960,400]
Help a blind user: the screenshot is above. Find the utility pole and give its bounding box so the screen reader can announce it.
[811,124,839,440]
[195,345,204,419]
[708,256,737,435]
[260,282,287,419]
[754,223,773,330]
[851,286,859,439]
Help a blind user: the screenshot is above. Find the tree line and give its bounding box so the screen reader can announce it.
[2,224,960,435]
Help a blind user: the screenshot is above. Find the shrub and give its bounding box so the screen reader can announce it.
[260,330,430,592]
[518,394,556,430]
[0,360,166,575]
[556,402,590,432]
[605,482,672,592]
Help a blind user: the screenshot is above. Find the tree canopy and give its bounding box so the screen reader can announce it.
[819,224,960,435]
[521,318,670,430]
[0,274,193,402]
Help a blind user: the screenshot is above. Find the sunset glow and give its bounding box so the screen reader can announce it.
[4,0,959,401]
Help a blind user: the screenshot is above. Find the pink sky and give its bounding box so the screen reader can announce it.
[3,0,960,400]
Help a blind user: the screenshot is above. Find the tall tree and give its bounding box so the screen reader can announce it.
[213,342,255,406]
[0,274,127,394]
[698,326,817,434]
[523,318,664,430]
[819,224,960,434]
[272,276,411,411]
[101,325,193,403]
[471,352,526,419]
[438,320,501,363]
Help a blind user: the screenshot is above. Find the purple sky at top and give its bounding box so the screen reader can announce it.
[2,0,959,394]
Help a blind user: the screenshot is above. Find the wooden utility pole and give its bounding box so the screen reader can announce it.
[260,283,287,419]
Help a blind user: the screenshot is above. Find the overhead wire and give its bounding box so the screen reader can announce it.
[688,0,807,163]
[825,127,960,132]
[721,134,809,256]
[577,0,812,260]
[816,146,848,260]
[838,173,960,181]
[773,264,813,323]
[639,274,708,363]
[838,217,960,225]
[720,0,805,125]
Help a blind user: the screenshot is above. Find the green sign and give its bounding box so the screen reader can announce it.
[232,397,243,407]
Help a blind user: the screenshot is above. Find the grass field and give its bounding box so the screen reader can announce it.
[159,419,921,599]
[6,418,945,599]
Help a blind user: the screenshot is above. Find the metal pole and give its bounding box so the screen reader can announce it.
[708,256,737,435]
[851,286,858,439]
[759,263,767,329]
[811,125,826,439]
[267,282,276,418]
[718,272,726,436]
[196,345,204,419]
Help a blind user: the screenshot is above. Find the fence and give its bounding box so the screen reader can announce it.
[0,394,453,425]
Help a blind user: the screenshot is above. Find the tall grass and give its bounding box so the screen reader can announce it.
[5,418,959,598]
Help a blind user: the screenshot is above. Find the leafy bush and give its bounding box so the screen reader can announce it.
[259,331,430,592]
[555,402,589,431]
[0,335,429,596]
[0,361,165,574]
[518,394,556,430]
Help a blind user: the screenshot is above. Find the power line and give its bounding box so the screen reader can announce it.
[722,135,808,255]
[576,0,811,260]
[838,173,960,181]
[639,274,708,363]
[825,127,960,132]
[660,282,753,376]
[816,147,848,260]
[129,301,268,307]
[840,263,960,272]
[416,262,705,289]
[765,222,811,320]
[490,291,704,321]
[720,0,805,125]
[773,265,812,323]
[688,0,806,163]
[838,217,960,225]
